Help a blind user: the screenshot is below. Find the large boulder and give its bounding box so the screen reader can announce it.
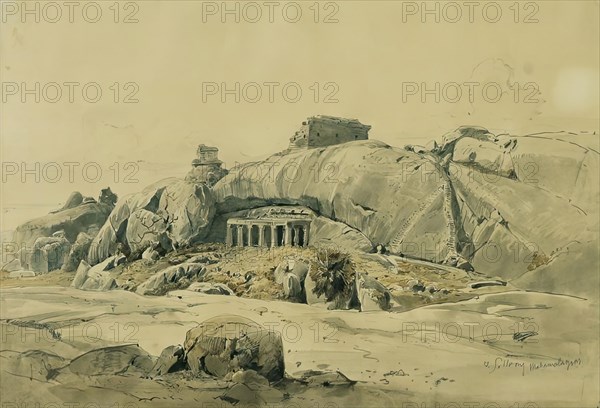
[71,260,91,288]
[62,232,93,272]
[184,315,285,383]
[72,256,119,291]
[355,272,392,312]
[88,179,175,265]
[135,262,206,295]
[274,259,309,301]
[447,132,599,298]
[29,233,71,273]
[451,136,517,178]
[88,178,216,265]
[125,209,169,255]
[150,345,185,377]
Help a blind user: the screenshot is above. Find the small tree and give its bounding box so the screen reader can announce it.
[309,248,355,303]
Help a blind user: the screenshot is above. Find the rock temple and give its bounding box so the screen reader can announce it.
[226,208,311,247]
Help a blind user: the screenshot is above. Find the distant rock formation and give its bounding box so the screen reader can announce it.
[13,189,114,271]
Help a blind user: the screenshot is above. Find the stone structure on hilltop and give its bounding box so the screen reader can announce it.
[289,115,371,149]
[185,144,228,186]
[226,207,311,248]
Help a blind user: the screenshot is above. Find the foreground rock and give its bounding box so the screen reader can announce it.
[150,345,185,377]
[184,315,285,383]
[64,344,154,376]
[187,282,235,296]
[71,256,120,291]
[0,350,66,382]
[135,262,206,295]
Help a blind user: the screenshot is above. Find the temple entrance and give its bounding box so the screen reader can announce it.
[263,226,272,247]
[276,226,285,246]
[291,226,305,247]
[250,225,260,246]
[297,227,305,246]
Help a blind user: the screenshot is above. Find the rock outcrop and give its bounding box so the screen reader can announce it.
[444,132,599,297]
[274,259,309,302]
[71,256,120,291]
[184,315,285,383]
[150,345,186,377]
[187,282,235,296]
[214,140,451,262]
[65,344,154,376]
[88,178,216,265]
[14,193,112,249]
[355,272,392,312]
[135,262,206,295]
[62,232,93,272]
[28,233,71,273]
[212,131,598,298]
[11,127,599,299]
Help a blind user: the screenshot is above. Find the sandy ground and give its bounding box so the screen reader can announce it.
[1,284,598,408]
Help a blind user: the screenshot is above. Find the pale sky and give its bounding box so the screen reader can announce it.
[1,0,599,231]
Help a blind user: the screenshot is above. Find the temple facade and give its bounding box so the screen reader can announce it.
[226,208,311,247]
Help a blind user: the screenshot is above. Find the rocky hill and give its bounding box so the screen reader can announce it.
[213,129,599,298]
[9,128,599,298]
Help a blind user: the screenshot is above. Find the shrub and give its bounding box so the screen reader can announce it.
[309,249,355,303]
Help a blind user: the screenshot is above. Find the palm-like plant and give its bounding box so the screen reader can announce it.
[309,249,355,303]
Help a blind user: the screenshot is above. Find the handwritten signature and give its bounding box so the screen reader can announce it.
[484,357,583,376]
